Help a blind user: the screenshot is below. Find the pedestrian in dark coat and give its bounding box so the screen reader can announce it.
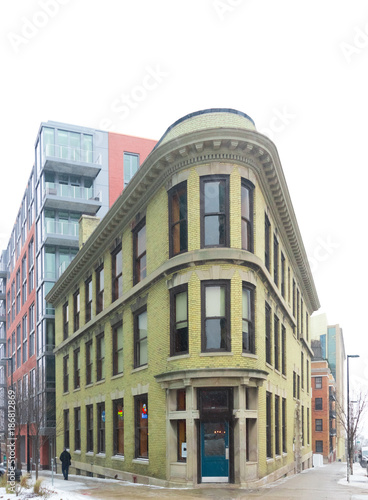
[59,448,71,480]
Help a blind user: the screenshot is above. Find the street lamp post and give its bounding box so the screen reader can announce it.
[347,354,359,483]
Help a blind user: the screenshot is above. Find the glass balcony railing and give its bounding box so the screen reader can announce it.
[45,220,79,237]
[44,183,101,202]
[43,144,102,165]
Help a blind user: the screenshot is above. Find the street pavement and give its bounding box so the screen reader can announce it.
[37,462,368,500]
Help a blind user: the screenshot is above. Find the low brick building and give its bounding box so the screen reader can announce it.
[48,109,320,487]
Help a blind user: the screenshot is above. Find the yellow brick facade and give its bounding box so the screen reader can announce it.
[49,109,319,488]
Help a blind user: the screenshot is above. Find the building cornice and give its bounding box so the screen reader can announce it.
[47,125,320,313]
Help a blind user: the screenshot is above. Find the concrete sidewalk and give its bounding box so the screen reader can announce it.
[24,461,368,500]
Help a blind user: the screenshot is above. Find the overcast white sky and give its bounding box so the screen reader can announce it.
[1,0,368,402]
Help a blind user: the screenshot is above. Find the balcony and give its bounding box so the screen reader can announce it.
[44,220,79,248]
[42,144,102,177]
[43,184,102,215]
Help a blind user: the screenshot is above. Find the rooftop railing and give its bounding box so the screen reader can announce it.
[43,144,102,165]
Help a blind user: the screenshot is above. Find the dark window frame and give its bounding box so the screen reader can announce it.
[97,402,105,453]
[170,284,188,357]
[315,418,323,432]
[242,283,255,354]
[266,391,272,458]
[200,175,230,248]
[85,340,93,385]
[316,440,323,453]
[63,302,69,340]
[73,289,80,332]
[113,398,124,456]
[86,404,93,452]
[64,409,69,449]
[96,333,105,381]
[168,182,188,257]
[241,179,254,252]
[281,324,286,375]
[133,218,146,285]
[63,355,69,393]
[112,244,123,302]
[315,398,323,410]
[265,214,271,271]
[265,302,272,365]
[134,394,148,459]
[74,407,81,451]
[201,280,231,353]
[112,321,124,375]
[274,315,279,371]
[275,395,280,456]
[73,347,80,390]
[315,376,322,389]
[134,307,148,368]
[96,265,104,314]
[85,276,92,322]
[273,234,279,285]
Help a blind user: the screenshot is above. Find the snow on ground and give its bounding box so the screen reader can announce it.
[338,462,368,489]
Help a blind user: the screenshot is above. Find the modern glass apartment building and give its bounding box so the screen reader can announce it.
[0,122,156,468]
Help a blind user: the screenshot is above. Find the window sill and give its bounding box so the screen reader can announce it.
[265,362,273,370]
[111,455,125,461]
[96,453,106,458]
[131,364,148,374]
[73,387,81,392]
[132,458,149,465]
[86,452,94,457]
[200,352,233,357]
[242,352,258,359]
[168,353,190,361]
[85,383,94,388]
[111,372,124,380]
[266,458,274,464]
[95,379,105,385]
[74,450,81,455]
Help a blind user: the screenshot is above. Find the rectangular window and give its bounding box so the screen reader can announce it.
[133,219,146,285]
[113,322,123,375]
[74,407,81,450]
[28,239,34,294]
[96,265,104,314]
[200,176,229,248]
[97,402,105,453]
[63,355,69,393]
[306,360,309,393]
[113,399,124,456]
[315,398,323,410]
[265,303,271,364]
[301,352,304,389]
[112,246,123,302]
[266,391,272,458]
[281,252,285,298]
[281,324,286,375]
[315,377,322,389]
[302,405,305,446]
[241,180,254,251]
[85,277,92,322]
[74,348,80,389]
[282,397,287,453]
[134,308,148,368]
[265,214,271,271]
[85,340,93,385]
[307,407,310,445]
[316,440,323,453]
[86,404,93,452]
[73,290,80,332]
[202,281,230,352]
[274,315,279,371]
[169,182,188,257]
[124,152,139,187]
[63,302,69,340]
[275,395,280,455]
[273,235,279,285]
[96,334,105,381]
[170,285,188,356]
[135,394,148,459]
[242,285,254,354]
[64,409,69,449]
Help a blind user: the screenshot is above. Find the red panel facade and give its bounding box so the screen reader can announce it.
[108,133,156,206]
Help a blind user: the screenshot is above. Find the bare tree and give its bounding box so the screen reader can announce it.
[335,389,368,476]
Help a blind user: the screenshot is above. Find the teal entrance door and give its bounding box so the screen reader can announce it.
[200,421,229,482]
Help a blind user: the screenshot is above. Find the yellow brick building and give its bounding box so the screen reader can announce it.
[47,109,320,487]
